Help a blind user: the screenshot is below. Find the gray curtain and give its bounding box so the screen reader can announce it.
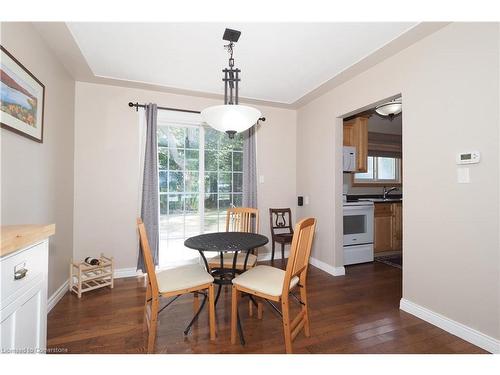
[242,126,257,208]
[137,103,159,272]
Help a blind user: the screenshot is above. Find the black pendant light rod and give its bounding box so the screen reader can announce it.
[128,102,266,122]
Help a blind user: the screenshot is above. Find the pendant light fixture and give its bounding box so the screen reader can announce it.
[201,28,262,138]
[375,97,402,121]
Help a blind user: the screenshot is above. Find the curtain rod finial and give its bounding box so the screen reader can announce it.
[128,102,139,111]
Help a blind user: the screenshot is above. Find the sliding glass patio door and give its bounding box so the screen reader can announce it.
[157,113,243,268]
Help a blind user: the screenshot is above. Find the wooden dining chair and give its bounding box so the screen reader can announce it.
[230,217,317,354]
[207,207,261,317]
[137,218,216,353]
[269,208,294,265]
[207,207,260,271]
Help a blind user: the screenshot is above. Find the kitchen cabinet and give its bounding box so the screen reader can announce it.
[392,202,403,250]
[343,116,368,172]
[374,202,402,252]
[374,203,393,252]
[1,224,55,353]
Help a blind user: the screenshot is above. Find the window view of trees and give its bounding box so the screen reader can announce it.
[157,124,243,267]
[204,127,243,232]
[354,156,401,184]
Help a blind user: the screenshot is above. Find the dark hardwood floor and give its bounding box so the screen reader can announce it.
[47,261,486,354]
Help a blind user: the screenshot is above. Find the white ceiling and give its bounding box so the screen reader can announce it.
[67,22,417,104]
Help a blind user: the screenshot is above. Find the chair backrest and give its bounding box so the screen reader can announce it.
[137,218,159,295]
[282,218,317,295]
[269,208,293,236]
[226,207,259,233]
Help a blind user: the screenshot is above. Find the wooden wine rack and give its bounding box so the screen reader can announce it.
[70,254,114,298]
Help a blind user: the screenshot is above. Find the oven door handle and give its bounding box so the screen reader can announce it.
[343,207,374,213]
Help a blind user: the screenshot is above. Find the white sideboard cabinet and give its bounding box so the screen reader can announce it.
[1,225,55,354]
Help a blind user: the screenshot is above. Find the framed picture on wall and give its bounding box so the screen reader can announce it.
[1,45,45,143]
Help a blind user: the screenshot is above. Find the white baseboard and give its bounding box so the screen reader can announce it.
[46,268,142,313]
[260,252,346,277]
[111,255,346,283]
[400,298,500,354]
[258,249,290,261]
[114,267,143,279]
[309,257,345,276]
[47,279,69,313]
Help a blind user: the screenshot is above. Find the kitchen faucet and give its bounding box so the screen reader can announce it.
[383,186,399,199]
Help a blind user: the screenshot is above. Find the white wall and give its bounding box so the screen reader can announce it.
[0,22,75,296]
[297,23,499,340]
[73,82,296,270]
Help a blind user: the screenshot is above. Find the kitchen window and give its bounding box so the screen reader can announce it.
[157,112,244,267]
[353,156,401,185]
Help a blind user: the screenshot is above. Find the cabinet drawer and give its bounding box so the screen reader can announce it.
[1,240,48,308]
[374,203,392,216]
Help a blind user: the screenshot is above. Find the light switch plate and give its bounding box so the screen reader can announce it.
[259,175,265,184]
[457,167,470,183]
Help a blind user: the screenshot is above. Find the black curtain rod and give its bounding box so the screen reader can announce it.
[128,101,266,122]
[128,102,200,114]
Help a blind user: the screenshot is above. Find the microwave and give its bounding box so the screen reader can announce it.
[343,146,356,172]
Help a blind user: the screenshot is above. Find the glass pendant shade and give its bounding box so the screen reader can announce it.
[375,101,402,116]
[201,104,262,136]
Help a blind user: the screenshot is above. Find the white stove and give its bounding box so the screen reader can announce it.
[343,200,374,265]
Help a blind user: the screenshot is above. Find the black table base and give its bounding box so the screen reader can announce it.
[183,292,208,336]
[198,250,255,345]
[184,232,269,345]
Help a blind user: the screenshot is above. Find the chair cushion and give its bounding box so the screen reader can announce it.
[232,265,299,297]
[207,253,258,269]
[274,233,293,243]
[156,264,213,294]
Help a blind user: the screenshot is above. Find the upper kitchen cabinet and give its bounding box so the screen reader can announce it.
[343,116,368,172]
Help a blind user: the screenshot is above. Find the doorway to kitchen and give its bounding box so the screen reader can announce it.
[342,96,403,273]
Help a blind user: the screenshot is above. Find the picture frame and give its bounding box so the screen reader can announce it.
[1,45,45,143]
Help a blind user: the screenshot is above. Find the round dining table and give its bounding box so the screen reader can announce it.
[184,231,269,344]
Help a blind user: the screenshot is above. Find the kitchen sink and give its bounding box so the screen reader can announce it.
[359,198,402,203]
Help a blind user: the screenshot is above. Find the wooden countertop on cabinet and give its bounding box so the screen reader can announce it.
[1,224,55,257]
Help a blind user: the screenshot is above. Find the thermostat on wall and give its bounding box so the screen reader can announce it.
[456,151,480,165]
